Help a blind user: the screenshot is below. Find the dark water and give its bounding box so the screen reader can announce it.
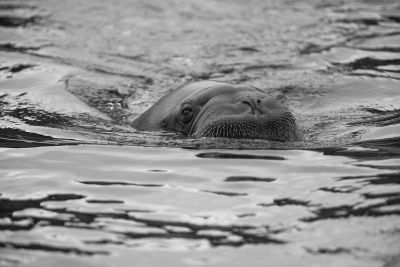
[1,0,400,266]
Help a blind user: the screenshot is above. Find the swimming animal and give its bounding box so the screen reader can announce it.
[132,81,298,142]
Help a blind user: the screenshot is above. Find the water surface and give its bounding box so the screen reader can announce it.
[1,0,400,266]
[1,145,400,266]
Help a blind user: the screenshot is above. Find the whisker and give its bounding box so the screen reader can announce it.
[194,112,298,142]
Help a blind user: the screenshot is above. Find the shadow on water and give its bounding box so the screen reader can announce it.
[298,143,400,223]
[196,152,286,160]
[0,3,43,32]
[224,176,276,182]
[0,128,83,148]
[303,191,400,222]
[0,193,285,249]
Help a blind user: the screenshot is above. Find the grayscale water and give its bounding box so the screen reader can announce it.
[1,0,400,266]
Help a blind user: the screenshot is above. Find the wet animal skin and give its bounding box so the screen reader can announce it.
[132,81,299,142]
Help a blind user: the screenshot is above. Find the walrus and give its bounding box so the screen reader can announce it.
[132,81,298,142]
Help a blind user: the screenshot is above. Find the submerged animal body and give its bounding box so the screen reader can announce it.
[132,81,298,142]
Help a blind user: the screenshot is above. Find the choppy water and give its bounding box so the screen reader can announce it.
[1,0,400,266]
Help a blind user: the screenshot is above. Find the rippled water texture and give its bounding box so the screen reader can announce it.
[1,145,400,267]
[1,0,400,266]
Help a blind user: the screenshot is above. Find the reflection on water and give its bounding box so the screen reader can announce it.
[1,145,399,266]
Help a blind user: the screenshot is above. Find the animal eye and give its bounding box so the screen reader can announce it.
[181,107,193,125]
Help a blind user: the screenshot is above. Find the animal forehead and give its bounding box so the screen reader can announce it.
[185,84,265,106]
[197,92,284,113]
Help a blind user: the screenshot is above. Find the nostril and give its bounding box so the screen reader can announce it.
[241,98,260,114]
[242,100,251,106]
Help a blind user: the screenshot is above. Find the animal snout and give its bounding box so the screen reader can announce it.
[240,96,262,115]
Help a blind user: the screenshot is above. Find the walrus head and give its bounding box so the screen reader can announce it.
[132,81,299,142]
